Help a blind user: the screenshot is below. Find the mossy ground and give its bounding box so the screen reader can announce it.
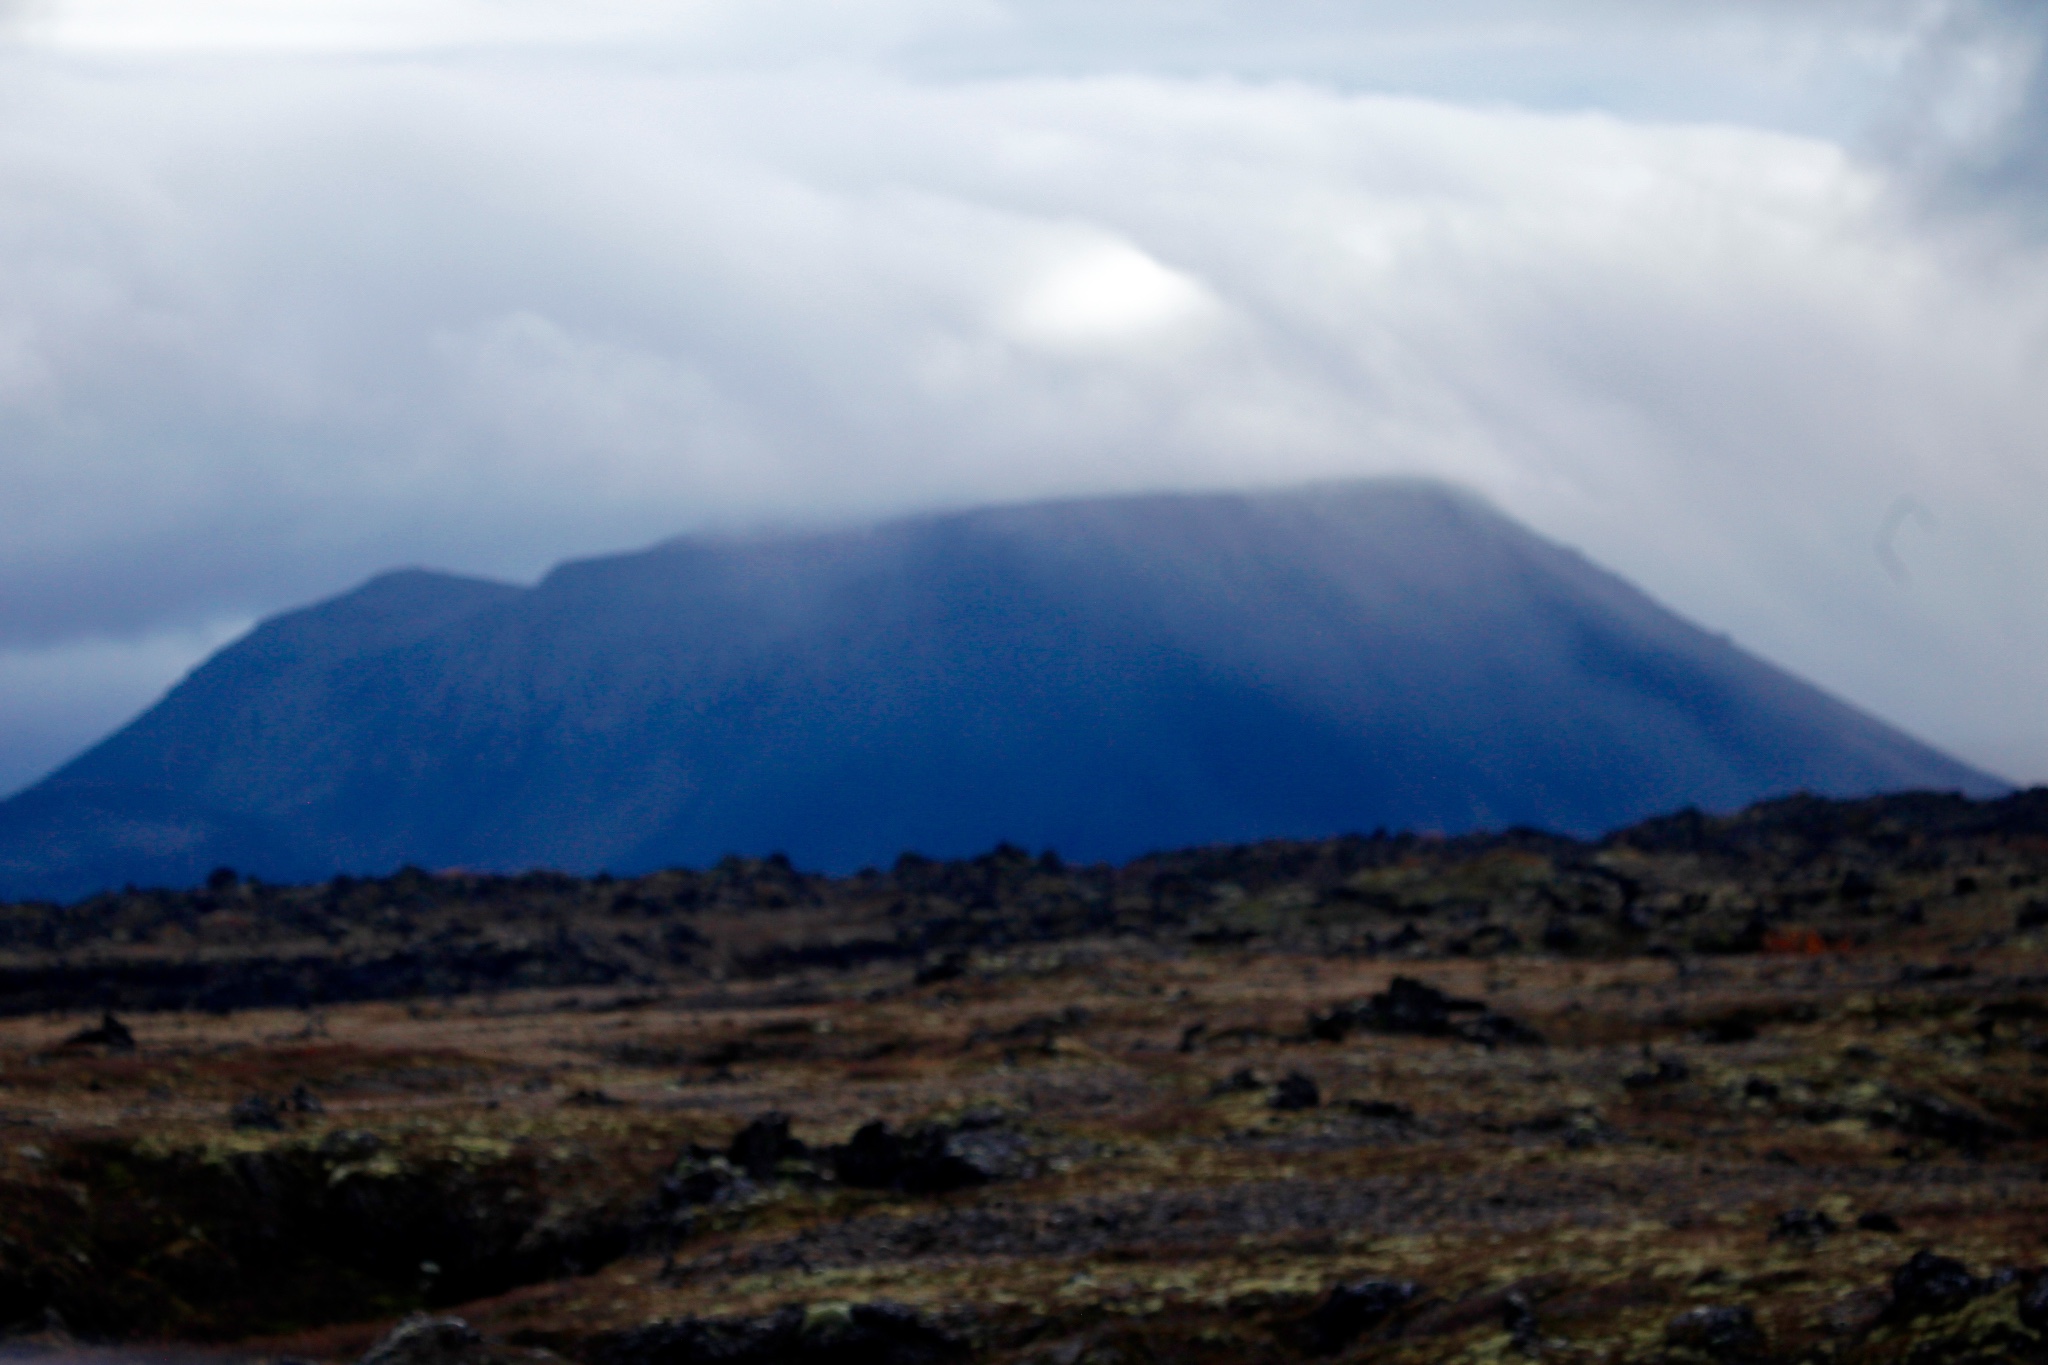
[1,792,2046,1361]
[0,940,2042,1362]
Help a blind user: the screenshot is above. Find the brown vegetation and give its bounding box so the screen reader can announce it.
[1,791,2046,1363]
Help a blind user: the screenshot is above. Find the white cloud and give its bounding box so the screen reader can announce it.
[999,235,1218,348]
[16,0,998,58]
[0,1,2046,798]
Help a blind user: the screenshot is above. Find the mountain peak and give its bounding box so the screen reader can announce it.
[0,480,2001,900]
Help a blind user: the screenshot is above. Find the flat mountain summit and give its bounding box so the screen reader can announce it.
[0,479,2002,899]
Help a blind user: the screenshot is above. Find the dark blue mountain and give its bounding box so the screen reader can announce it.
[0,480,2003,899]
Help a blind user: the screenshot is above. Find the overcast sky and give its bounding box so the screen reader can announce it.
[2,0,2046,797]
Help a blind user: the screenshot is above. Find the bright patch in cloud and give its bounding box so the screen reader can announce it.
[1002,239,1216,347]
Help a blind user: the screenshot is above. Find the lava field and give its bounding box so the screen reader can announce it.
[1,790,2046,1364]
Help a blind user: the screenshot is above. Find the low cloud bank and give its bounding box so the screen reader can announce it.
[1,1,2044,795]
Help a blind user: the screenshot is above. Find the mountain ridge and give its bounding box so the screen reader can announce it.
[0,478,2003,899]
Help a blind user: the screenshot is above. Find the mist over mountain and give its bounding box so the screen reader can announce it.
[0,480,2002,901]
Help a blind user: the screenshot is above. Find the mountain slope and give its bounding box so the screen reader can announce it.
[0,480,2002,899]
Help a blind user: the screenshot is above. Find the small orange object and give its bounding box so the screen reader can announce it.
[1762,927,1847,956]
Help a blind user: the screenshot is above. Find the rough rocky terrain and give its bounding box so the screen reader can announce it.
[1,789,2046,1363]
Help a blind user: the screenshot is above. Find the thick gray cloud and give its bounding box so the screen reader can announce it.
[1,0,2045,797]
[1878,0,2048,220]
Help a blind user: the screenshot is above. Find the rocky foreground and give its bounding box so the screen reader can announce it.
[0,790,2046,1363]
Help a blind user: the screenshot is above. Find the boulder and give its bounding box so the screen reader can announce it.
[904,1122,1033,1193]
[1458,1011,1546,1047]
[1664,1305,1766,1361]
[1345,1099,1414,1121]
[1624,1057,1691,1090]
[360,1316,481,1365]
[1501,1291,1540,1355]
[319,1128,384,1161]
[1887,1250,1986,1321]
[835,1121,908,1189]
[1304,1279,1423,1353]
[653,1111,825,1222]
[729,1112,808,1180]
[2017,1271,2048,1333]
[595,1301,963,1365]
[833,1115,1033,1194]
[1207,1067,1266,1097]
[1309,977,1541,1047]
[796,1301,966,1365]
[1698,1013,1760,1044]
[59,1012,135,1053]
[229,1094,283,1131]
[1270,1072,1321,1111]
[561,1089,623,1108]
[1770,1209,1838,1241]
[1370,976,1478,1034]
[1888,1093,2013,1154]
[655,1147,760,1213]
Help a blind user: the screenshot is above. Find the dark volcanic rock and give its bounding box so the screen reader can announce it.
[319,1128,384,1160]
[1665,1305,1766,1360]
[229,1093,283,1131]
[1698,1013,1760,1044]
[1624,1057,1691,1090]
[833,1115,1033,1194]
[1304,1278,1423,1353]
[647,1116,838,1235]
[0,479,1999,899]
[595,1301,964,1365]
[902,1123,1033,1193]
[1270,1071,1322,1111]
[1887,1250,1987,1321]
[1770,1208,1838,1241]
[1208,1067,1267,1097]
[562,1088,623,1109]
[728,1113,808,1180]
[1888,1092,2015,1154]
[835,1121,909,1190]
[1310,977,1541,1047]
[1457,1011,1546,1047]
[654,1148,760,1216]
[2018,1272,2048,1333]
[360,1316,482,1365]
[1345,1099,1414,1121]
[1376,976,1481,1034]
[58,1012,135,1053]
[1310,976,1475,1039]
[1501,1291,1540,1355]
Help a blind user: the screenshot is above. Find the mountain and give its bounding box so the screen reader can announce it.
[0,479,2004,900]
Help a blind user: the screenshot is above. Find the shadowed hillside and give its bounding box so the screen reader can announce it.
[0,480,2002,900]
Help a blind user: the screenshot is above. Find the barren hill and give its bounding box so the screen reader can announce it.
[0,479,2001,900]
